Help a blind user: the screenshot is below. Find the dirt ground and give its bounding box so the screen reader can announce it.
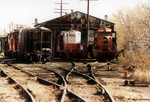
[0,58,150,102]
[47,61,150,102]
[0,75,26,102]
[92,62,150,102]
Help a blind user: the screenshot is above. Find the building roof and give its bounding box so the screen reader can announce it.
[37,11,115,30]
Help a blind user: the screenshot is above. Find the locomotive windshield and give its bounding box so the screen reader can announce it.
[5,37,8,42]
[105,32,111,36]
[99,33,105,36]
[95,32,111,38]
[11,35,13,39]
[94,32,98,39]
[15,34,18,38]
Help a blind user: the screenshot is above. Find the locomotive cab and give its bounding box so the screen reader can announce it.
[93,28,117,61]
[57,30,85,60]
[13,30,19,57]
[4,36,9,56]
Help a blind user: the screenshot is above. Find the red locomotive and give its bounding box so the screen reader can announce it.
[4,35,9,56]
[5,30,19,57]
[4,27,117,62]
[4,27,53,63]
[92,28,117,61]
[56,30,86,60]
[13,30,19,57]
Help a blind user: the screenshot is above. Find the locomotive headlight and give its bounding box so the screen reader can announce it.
[103,37,108,43]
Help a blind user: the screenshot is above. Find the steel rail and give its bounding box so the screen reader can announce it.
[7,64,65,102]
[65,61,76,83]
[86,63,115,102]
[67,89,86,102]
[8,64,86,102]
[58,65,115,102]
[41,65,86,102]
[7,64,64,88]
[41,67,67,102]
[0,68,35,102]
[64,61,86,102]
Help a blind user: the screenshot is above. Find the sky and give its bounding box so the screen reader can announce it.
[0,0,149,36]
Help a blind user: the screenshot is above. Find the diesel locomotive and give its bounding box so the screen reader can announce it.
[4,27,53,63]
[4,30,19,57]
[4,27,117,62]
[92,27,118,61]
[56,30,86,60]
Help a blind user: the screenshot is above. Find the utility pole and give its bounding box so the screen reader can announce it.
[54,0,68,16]
[80,0,97,48]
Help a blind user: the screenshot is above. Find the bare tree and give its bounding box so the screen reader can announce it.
[111,3,150,53]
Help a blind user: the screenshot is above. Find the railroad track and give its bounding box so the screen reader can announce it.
[1,61,115,102]
[55,62,115,102]
[1,63,86,102]
[0,67,35,102]
[31,61,114,102]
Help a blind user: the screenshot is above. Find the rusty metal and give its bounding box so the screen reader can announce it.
[93,28,117,61]
[8,64,86,102]
[58,62,115,102]
[37,11,114,30]
[36,11,115,59]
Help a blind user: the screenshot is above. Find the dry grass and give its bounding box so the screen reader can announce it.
[133,69,150,84]
[110,3,150,84]
[118,52,150,84]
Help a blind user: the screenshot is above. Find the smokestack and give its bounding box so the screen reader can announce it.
[35,18,38,25]
[104,15,108,21]
[71,9,74,13]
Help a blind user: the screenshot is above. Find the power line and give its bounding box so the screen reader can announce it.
[80,0,98,48]
[54,0,69,17]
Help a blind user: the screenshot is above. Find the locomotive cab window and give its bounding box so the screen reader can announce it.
[112,32,116,44]
[94,32,98,39]
[5,37,8,42]
[8,35,10,39]
[105,32,111,36]
[112,32,116,38]
[15,34,18,38]
[11,35,13,39]
[99,32,104,36]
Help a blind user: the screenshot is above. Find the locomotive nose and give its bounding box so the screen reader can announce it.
[103,37,108,43]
